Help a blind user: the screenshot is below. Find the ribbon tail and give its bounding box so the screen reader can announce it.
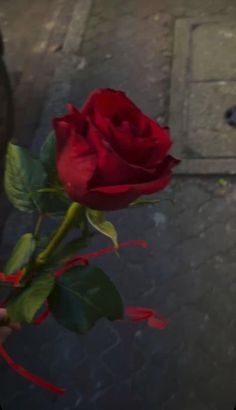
[125,306,152,321]
[125,306,168,330]
[147,315,168,330]
[33,308,50,325]
[0,346,65,395]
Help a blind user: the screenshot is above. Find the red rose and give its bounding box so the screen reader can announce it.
[53,89,179,211]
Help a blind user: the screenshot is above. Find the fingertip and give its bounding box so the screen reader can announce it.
[0,326,12,344]
[0,308,7,319]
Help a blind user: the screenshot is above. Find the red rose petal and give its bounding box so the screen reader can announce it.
[56,128,97,199]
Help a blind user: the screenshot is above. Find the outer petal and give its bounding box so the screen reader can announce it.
[76,156,179,211]
[127,155,180,195]
[53,105,88,138]
[75,187,139,211]
[142,118,172,164]
[53,120,97,197]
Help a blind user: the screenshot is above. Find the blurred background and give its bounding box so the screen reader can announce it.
[0,1,236,409]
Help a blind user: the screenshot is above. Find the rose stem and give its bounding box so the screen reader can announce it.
[35,202,81,266]
[34,213,44,238]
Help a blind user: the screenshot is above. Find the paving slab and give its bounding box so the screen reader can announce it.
[170,16,236,174]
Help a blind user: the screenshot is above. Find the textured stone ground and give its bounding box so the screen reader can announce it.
[0,1,236,409]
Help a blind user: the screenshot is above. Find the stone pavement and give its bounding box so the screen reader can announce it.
[170,16,236,174]
[0,1,236,409]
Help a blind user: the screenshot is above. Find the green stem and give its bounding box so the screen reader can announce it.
[35,202,81,266]
[34,213,44,238]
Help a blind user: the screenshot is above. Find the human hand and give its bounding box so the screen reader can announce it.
[0,308,20,345]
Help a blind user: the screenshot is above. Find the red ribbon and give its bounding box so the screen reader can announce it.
[0,346,64,395]
[0,239,167,395]
[125,307,168,329]
[33,305,50,325]
[0,271,23,287]
[53,240,148,278]
[34,240,150,326]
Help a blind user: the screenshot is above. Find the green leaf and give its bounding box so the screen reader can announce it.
[40,133,58,182]
[129,198,174,207]
[4,233,36,275]
[4,143,46,212]
[130,198,161,207]
[7,273,55,323]
[37,187,64,194]
[48,265,123,334]
[86,209,118,247]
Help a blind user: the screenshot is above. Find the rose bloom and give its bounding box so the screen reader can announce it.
[53,89,179,211]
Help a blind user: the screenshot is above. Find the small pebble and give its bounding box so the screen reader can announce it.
[77,56,87,70]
